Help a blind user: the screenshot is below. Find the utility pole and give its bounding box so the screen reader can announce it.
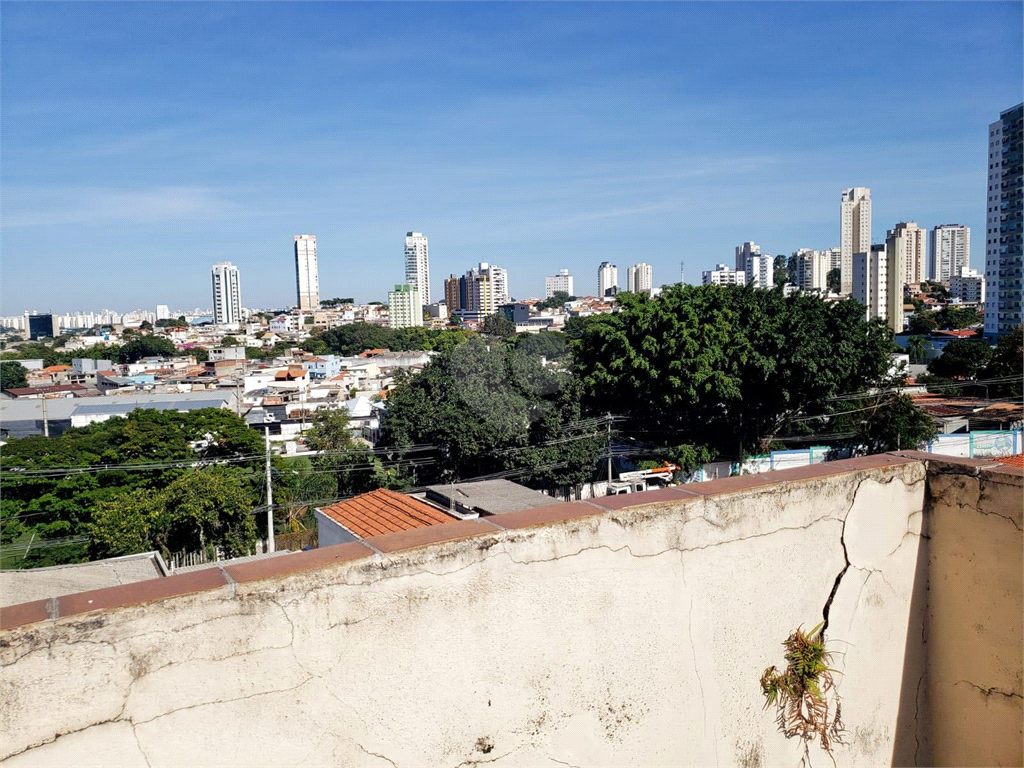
[606,412,613,484]
[265,427,275,553]
[42,397,49,438]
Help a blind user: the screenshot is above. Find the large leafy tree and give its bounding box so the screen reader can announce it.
[980,325,1023,398]
[854,394,938,454]
[1,409,265,568]
[379,337,603,488]
[571,284,893,458]
[1,361,29,390]
[927,339,993,380]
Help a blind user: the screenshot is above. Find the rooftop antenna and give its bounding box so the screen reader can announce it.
[680,260,686,285]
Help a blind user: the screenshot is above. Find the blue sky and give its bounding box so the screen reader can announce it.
[2,2,1021,313]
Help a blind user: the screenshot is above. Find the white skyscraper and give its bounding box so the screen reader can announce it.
[794,249,829,293]
[702,264,746,286]
[853,245,889,326]
[155,304,171,321]
[545,269,574,298]
[211,262,242,325]
[294,234,320,311]
[929,224,970,282]
[625,263,653,294]
[887,222,927,286]
[744,254,774,290]
[840,187,872,295]
[735,242,762,273]
[388,284,423,328]
[598,262,618,297]
[404,232,430,307]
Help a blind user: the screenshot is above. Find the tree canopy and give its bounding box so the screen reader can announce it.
[927,339,993,380]
[1,361,29,391]
[570,284,894,458]
[307,324,475,356]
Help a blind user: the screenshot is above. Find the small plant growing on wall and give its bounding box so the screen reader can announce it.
[760,622,845,756]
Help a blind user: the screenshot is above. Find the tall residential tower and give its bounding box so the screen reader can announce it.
[404,232,430,308]
[211,262,242,325]
[929,224,970,283]
[598,262,618,297]
[984,104,1023,337]
[626,263,654,294]
[294,234,320,311]
[840,188,872,294]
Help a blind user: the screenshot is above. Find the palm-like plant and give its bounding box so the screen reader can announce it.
[906,335,927,365]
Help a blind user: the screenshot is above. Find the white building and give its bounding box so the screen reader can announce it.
[734,242,762,273]
[887,222,927,286]
[461,262,509,317]
[853,245,889,327]
[840,187,872,294]
[626,263,653,294]
[597,262,618,298]
[929,224,970,283]
[211,262,242,325]
[294,235,320,311]
[269,315,300,334]
[950,267,985,304]
[744,254,774,290]
[984,104,1023,337]
[155,305,171,321]
[404,232,430,308]
[823,247,842,273]
[388,284,423,329]
[545,269,574,298]
[702,264,746,286]
[794,249,829,293]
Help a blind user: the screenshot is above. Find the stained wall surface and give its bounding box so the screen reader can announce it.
[0,458,1019,768]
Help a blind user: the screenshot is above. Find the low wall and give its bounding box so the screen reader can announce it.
[1,455,1020,767]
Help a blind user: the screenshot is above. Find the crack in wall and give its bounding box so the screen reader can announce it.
[955,680,1024,701]
[355,741,400,767]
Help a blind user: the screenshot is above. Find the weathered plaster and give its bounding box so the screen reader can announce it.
[0,462,1011,768]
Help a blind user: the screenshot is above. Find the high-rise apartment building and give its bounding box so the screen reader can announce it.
[388,284,423,329]
[794,249,829,293]
[887,222,927,286]
[852,245,889,328]
[626,263,653,294]
[156,305,171,321]
[211,262,242,325]
[404,232,430,308]
[734,242,763,273]
[598,262,618,297]
[929,224,970,282]
[744,254,774,290]
[444,274,462,312]
[702,264,746,286]
[950,267,986,304]
[457,263,509,318]
[294,235,320,311]
[984,103,1023,337]
[840,187,872,294]
[545,269,574,298]
[823,247,842,273]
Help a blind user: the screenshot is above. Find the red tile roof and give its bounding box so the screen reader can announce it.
[319,488,453,539]
[995,454,1024,469]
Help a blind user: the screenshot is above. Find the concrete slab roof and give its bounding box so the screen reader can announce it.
[424,479,560,516]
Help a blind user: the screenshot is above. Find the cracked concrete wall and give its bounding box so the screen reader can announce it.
[906,467,1023,768]
[0,463,951,768]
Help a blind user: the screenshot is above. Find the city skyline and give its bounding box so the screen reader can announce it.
[1,3,1021,312]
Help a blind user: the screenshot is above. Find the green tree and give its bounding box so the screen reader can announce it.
[305,408,391,496]
[139,320,153,331]
[905,335,928,365]
[221,335,239,347]
[826,268,841,294]
[934,305,982,330]
[979,325,1023,398]
[156,471,258,557]
[773,255,789,286]
[536,291,574,310]
[855,394,938,454]
[482,313,516,338]
[927,339,993,380]
[1,361,29,390]
[88,489,159,558]
[571,284,894,459]
[119,334,178,363]
[908,312,938,335]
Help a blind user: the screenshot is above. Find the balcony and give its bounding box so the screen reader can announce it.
[1,453,1020,767]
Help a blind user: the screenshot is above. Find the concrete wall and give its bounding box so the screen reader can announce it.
[893,460,1023,767]
[0,458,1019,768]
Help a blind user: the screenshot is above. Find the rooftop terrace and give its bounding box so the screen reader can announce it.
[1,452,1020,767]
